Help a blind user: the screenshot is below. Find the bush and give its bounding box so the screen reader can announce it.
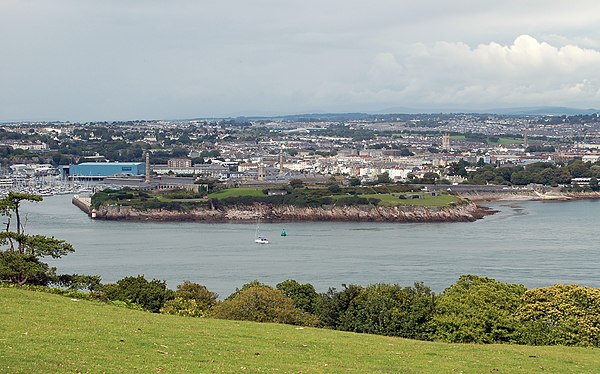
[276,279,319,314]
[432,275,526,344]
[161,297,208,317]
[54,274,102,291]
[101,275,175,312]
[339,282,435,339]
[160,280,218,317]
[212,285,318,326]
[315,284,363,329]
[517,284,600,347]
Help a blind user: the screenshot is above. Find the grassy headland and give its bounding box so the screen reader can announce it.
[1,287,597,373]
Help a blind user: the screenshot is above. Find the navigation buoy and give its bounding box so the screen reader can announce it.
[91,209,97,219]
[281,228,287,237]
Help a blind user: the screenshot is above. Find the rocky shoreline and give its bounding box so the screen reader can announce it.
[92,202,493,223]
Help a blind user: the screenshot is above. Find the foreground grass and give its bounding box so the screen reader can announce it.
[1,288,598,373]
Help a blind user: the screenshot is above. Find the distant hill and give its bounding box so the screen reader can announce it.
[480,106,600,116]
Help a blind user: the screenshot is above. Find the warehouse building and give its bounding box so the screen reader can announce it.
[62,162,146,180]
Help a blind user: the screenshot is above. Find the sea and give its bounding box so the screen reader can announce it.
[19,194,600,298]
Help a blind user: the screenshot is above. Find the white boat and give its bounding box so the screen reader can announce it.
[254,217,269,244]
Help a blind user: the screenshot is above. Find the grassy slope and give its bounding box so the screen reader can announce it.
[1,288,598,373]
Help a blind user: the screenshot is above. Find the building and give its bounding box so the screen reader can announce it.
[168,158,192,168]
[64,162,146,180]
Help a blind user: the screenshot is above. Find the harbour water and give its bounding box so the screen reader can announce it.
[20,195,600,298]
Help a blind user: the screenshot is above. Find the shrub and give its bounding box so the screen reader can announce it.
[339,282,435,339]
[212,285,318,326]
[101,275,175,312]
[315,284,363,329]
[432,275,526,344]
[517,284,600,347]
[276,279,319,314]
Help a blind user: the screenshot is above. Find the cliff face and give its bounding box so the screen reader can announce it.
[96,203,492,223]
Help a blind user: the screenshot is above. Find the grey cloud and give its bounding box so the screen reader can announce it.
[1,1,600,120]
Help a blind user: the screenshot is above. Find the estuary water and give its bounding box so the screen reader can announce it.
[20,195,600,297]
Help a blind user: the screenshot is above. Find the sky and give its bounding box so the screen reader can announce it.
[1,0,600,121]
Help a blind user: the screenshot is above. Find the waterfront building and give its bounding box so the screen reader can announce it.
[64,162,146,180]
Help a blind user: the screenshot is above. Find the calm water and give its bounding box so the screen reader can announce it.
[20,195,600,297]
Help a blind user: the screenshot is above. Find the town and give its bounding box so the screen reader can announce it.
[1,112,600,196]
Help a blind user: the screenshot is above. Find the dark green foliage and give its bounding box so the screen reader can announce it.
[289,179,304,189]
[339,282,435,339]
[0,251,56,286]
[55,274,102,291]
[101,275,175,313]
[212,285,318,326]
[276,279,319,314]
[315,284,363,329]
[432,275,526,344]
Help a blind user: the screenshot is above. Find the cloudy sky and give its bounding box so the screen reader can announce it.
[2,0,600,121]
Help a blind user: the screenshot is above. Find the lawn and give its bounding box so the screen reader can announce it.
[1,288,598,373]
[207,187,265,199]
[360,193,458,207]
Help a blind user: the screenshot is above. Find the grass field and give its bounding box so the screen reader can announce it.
[207,187,265,199]
[2,288,598,373]
[356,193,458,207]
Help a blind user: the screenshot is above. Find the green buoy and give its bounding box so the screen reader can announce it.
[281,228,287,237]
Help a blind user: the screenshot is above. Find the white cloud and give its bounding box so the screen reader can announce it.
[365,35,600,109]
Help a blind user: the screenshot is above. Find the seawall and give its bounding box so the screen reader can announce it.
[92,202,492,223]
[72,196,92,215]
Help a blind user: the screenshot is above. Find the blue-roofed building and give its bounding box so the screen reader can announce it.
[63,162,146,180]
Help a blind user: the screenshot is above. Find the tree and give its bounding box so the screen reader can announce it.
[432,275,526,344]
[315,284,363,328]
[101,275,175,312]
[348,177,361,186]
[161,280,218,317]
[517,284,600,347]
[276,279,319,314]
[376,172,392,184]
[339,282,435,339]
[212,285,318,326]
[0,193,74,286]
[289,179,304,189]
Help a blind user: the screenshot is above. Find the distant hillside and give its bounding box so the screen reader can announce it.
[1,287,598,373]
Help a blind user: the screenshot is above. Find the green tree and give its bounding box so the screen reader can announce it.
[212,285,318,326]
[289,179,304,189]
[517,284,600,347]
[0,193,74,286]
[315,284,363,328]
[376,172,392,184]
[432,275,526,344]
[161,280,218,317]
[339,282,435,339]
[276,279,319,314]
[348,177,361,186]
[102,275,175,313]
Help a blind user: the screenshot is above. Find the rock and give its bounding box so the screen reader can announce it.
[95,202,492,223]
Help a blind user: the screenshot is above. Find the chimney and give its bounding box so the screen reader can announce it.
[145,152,151,183]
